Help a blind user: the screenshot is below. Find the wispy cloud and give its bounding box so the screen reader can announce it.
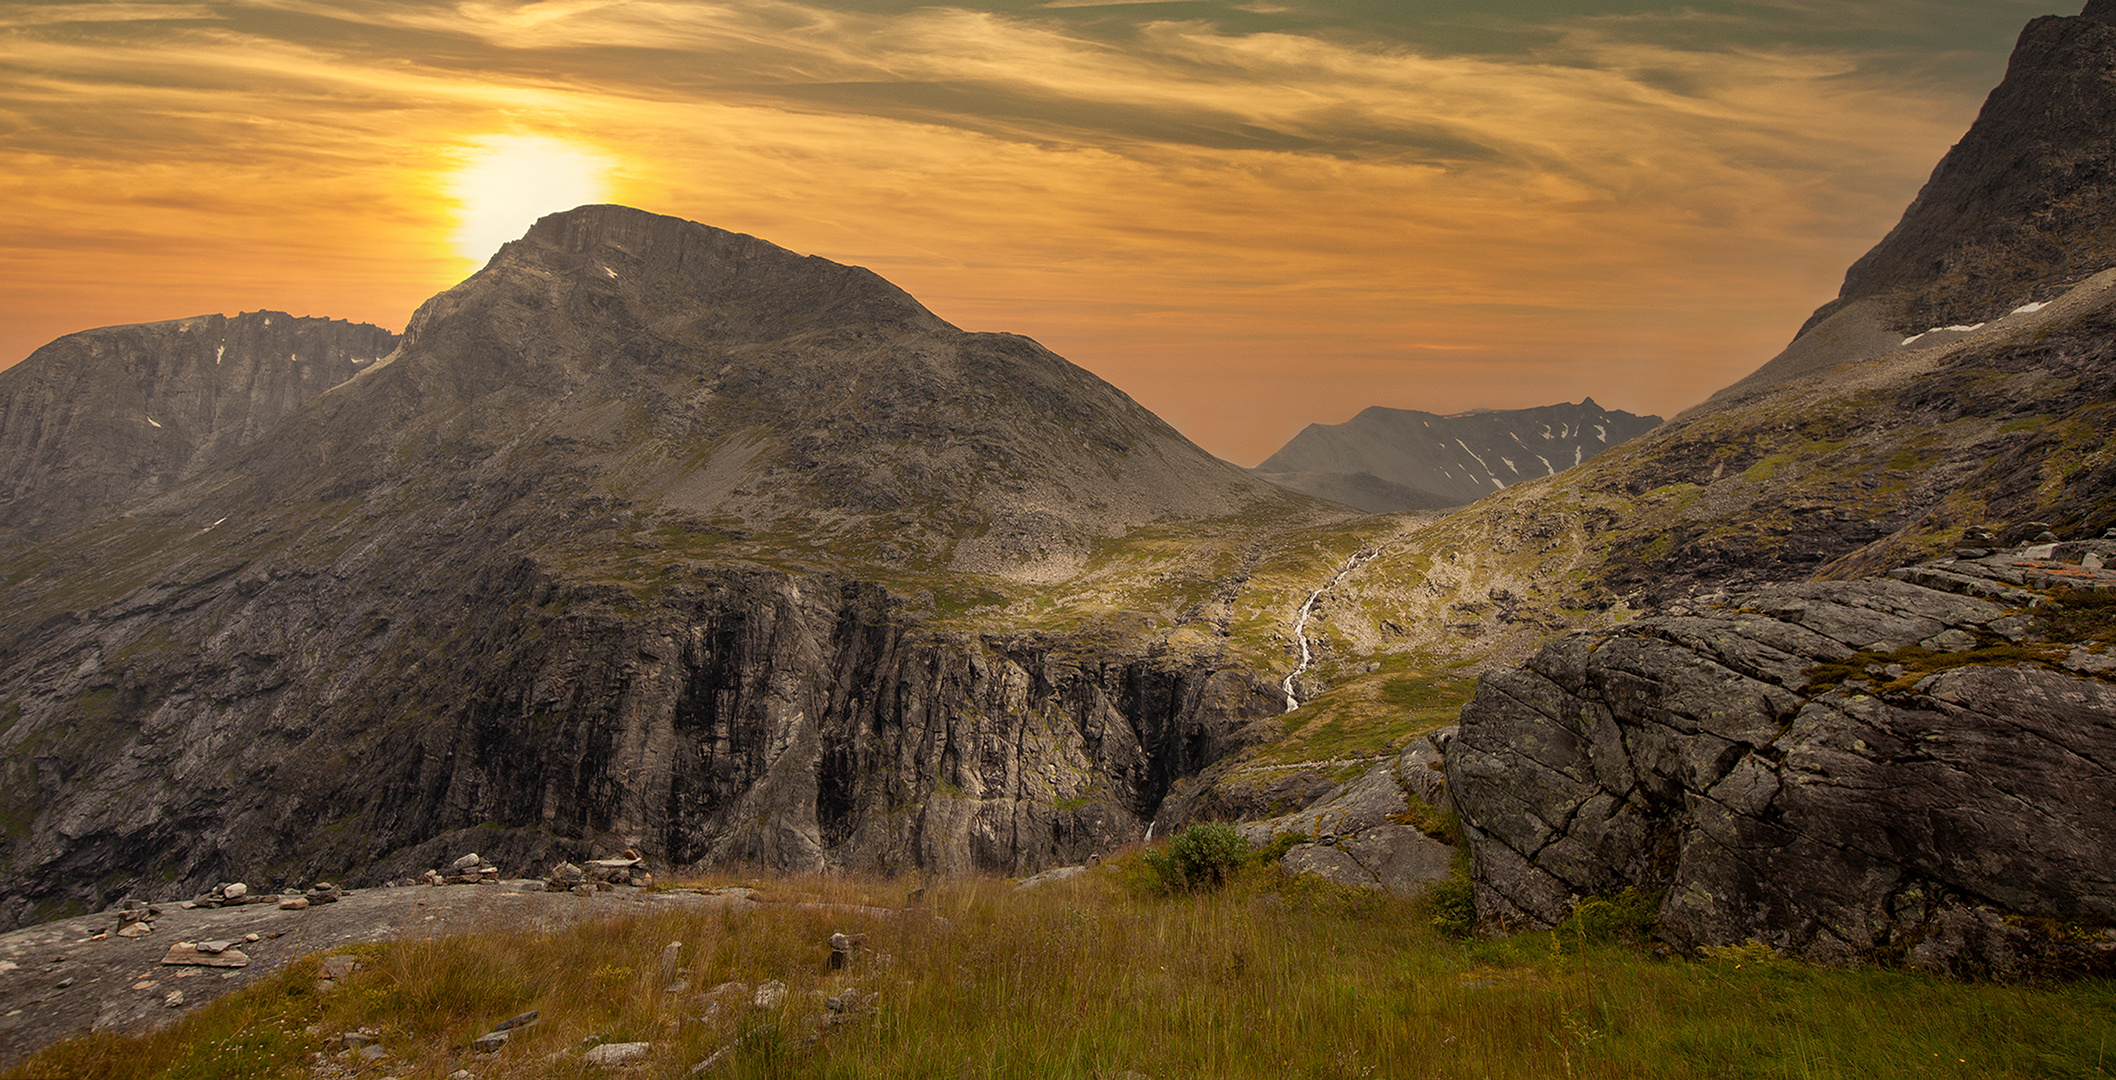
[0,0,2037,460]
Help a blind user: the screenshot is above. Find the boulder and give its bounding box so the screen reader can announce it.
[582,1042,650,1066]
[1449,566,2116,977]
[1280,825,1453,895]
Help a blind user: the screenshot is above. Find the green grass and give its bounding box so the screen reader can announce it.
[2041,588,2116,645]
[15,866,2113,1080]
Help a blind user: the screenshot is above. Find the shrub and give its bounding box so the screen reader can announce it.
[1142,822,1249,893]
[1253,831,1309,867]
[1426,877,1476,938]
[1560,887,1662,948]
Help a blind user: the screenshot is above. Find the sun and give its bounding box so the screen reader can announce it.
[448,135,614,267]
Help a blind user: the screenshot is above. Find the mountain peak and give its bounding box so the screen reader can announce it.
[1700,3,2116,410]
[1799,5,2116,339]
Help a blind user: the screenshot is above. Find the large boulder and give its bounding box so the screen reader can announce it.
[1449,545,2116,977]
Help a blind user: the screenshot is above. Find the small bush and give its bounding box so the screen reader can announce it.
[1253,831,1309,867]
[1426,877,1476,938]
[2039,586,2116,644]
[1142,822,1249,893]
[1560,887,1662,948]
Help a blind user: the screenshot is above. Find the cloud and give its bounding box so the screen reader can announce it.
[0,0,2026,461]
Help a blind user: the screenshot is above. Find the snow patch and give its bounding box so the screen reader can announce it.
[1941,323,1985,333]
[2012,302,2048,315]
[1453,439,1503,486]
[215,345,225,364]
[1593,425,1607,442]
[1499,457,1519,475]
[1573,445,1583,467]
[1901,333,1926,346]
[1536,455,1553,475]
[602,265,619,279]
[146,416,161,429]
[203,516,227,531]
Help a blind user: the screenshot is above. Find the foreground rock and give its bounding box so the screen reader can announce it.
[1450,540,2116,977]
[1230,729,1458,896]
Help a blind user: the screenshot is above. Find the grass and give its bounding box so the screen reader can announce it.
[13,864,2114,1080]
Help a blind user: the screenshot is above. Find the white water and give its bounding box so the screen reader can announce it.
[1282,549,1377,713]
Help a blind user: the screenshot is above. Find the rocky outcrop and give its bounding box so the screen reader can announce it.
[1213,729,1457,895]
[1253,399,1660,512]
[1449,540,2116,976]
[0,311,397,544]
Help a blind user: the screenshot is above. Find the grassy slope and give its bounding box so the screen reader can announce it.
[12,864,2112,1080]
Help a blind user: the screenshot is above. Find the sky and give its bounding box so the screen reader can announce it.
[0,0,2076,464]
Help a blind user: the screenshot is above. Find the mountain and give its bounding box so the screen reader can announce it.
[0,312,397,545]
[1251,400,1661,512]
[0,206,1331,926]
[1705,2,2116,410]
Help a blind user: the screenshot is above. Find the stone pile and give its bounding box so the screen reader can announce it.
[183,880,343,909]
[547,853,655,895]
[160,939,252,968]
[422,853,502,886]
[107,898,160,938]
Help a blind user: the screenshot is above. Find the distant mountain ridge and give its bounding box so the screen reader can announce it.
[0,312,397,544]
[1251,399,1661,512]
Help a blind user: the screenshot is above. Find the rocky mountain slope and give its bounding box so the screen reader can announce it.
[1252,399,1660,512]
[1706,2,2116,409]
[1282,4,2116,671]
[0,312,397,545]
[0,206,1331,927]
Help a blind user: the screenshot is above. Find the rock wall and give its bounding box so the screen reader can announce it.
[1448,546,2116,976]
[0,558,1280,928]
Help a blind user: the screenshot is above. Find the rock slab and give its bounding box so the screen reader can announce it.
[1449,567,2116,977]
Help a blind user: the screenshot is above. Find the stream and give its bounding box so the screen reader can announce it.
[1282,549,1377,713]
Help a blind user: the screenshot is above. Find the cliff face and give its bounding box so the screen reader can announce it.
[0,549,1279,926]
[0,312,398,544]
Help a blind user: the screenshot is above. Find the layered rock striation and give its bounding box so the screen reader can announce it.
[1449,541,2116,976]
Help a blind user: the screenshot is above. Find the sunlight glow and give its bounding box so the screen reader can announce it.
[448,135,613,266]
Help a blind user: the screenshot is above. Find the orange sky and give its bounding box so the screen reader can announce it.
[0,1,2070,464]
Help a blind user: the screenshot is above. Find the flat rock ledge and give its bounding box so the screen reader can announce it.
[1449,542,2116,978]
